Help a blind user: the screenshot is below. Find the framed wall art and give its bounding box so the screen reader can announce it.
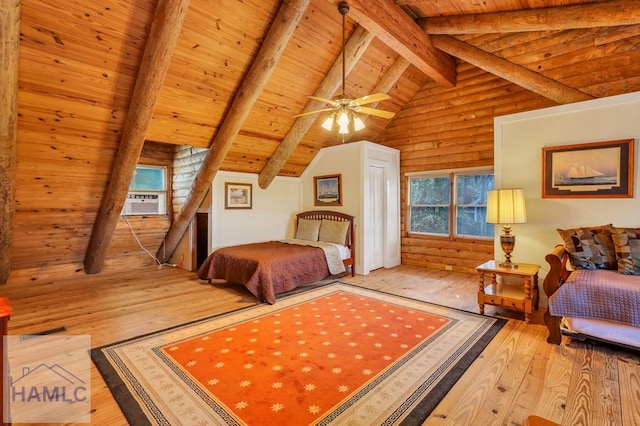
[542,139,634,198]
[314,174,342,206]
[225,182,252,209]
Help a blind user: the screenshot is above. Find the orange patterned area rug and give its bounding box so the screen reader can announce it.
[92,282,505,425]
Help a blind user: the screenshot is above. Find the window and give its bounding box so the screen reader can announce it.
[123,165,168,215]
[130,166,166,191]
[408,170,494,238]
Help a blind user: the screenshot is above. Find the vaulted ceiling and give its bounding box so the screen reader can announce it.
[3,0,640,278]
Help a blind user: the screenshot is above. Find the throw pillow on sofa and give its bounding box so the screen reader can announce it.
[611,227,640,275]
[557,224,617,270]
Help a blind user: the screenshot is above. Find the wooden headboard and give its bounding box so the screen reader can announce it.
[296,210,355,276]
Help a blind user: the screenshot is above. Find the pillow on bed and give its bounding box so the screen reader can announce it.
[557,224,616,270]
[295,218,322,241]
[318,219,349,245]
[611,227,640,275]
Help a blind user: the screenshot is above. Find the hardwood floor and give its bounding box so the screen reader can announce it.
[3,264,640,425]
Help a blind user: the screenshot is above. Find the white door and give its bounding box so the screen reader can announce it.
[368,165,385,270]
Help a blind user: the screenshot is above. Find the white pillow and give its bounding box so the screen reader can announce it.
[295,218,321,241]
[318,219,349,245]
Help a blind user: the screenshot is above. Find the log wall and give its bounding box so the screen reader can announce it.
[172,145,209,212]
[382,24,640,274]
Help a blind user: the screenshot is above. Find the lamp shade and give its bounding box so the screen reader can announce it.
[486,189,527,225]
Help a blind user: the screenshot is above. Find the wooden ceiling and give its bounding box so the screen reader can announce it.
[4,0,640,276]
[19,0,634,179]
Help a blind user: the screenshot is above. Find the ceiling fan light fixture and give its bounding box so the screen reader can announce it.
[337,110,350,126]
[321,114,335,131]
[353,114,365,131]
[294,1,394,135]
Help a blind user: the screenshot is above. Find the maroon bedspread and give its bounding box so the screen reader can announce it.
[197,241,331,304]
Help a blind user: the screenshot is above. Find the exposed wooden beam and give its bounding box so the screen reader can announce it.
[344,56,410,143]
[258,26,375,189]
[0,0,19,284]
[431,35,593,104]
[420,0,640,34]
[326,0,456,87]
[369,56,411,101]
[84,0,190,274]
[156,0,312,263]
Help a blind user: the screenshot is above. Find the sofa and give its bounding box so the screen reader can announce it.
[543,225,640,349]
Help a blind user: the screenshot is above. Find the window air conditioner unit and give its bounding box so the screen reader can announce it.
[123,193,166,215]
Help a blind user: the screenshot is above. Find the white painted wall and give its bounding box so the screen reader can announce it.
[211,171,301,250]
[201,141,400,276]
[495,91,640,305]
[301,141,400,274]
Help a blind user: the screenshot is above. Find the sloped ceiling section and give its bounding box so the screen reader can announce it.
[6,0,640,277]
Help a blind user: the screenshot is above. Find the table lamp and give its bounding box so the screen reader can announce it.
[486,188,527,269]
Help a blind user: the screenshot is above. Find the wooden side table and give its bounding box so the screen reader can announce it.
[476,260,540,323]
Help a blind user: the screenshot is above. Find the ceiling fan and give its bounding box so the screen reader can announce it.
[294,1,395,134]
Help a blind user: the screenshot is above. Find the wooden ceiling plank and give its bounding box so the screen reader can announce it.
[420,0,640,34]
[431,35,594,104]
[327,0,456,87]
[258,25,375,189]
[0,0,19,284]
[84,0,191,274]
[156,0,312,263]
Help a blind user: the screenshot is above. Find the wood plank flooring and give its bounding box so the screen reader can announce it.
[3,264,640,425]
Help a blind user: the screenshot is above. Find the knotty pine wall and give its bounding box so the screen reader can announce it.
[105,142,174,269]
[10,141,173,282]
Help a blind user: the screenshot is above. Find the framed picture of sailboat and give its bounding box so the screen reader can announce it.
[542,139,634,198]
[314,174,342,206]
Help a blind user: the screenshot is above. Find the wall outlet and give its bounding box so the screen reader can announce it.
[445,265,453,271]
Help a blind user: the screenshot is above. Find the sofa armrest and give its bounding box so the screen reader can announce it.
[543,245,571,344]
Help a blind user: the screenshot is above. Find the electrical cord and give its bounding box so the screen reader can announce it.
[121,214,176,269]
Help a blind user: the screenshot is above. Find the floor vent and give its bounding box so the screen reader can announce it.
[19,326,68,341]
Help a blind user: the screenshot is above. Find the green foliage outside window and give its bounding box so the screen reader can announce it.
[408,172,494,238]
[456,174,494,237]
[409,177,450,235]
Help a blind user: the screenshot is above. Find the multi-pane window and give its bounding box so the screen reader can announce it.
[123,165,168,215]
[408,170,494,238]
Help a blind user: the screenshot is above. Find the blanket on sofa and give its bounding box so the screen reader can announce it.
[549,269,640,326]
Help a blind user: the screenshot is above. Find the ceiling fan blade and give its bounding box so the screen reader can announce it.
[292,107,336,118]
[354,106,395,119]
[307,96,339,107]
[350,93,391,106]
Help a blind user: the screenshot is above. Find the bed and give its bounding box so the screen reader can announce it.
[197,211,355,304]
[544,244,640,351]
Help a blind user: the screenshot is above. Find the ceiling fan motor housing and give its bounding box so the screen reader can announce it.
[338,2,350,16]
